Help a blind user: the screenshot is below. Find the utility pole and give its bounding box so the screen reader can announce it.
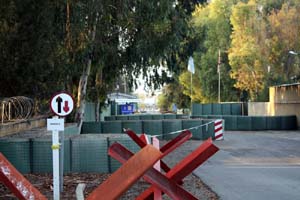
[217,49,221,103]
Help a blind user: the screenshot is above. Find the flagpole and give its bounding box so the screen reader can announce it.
[191,72,192,115]
[218,49,221,103]
[188,56,195,116]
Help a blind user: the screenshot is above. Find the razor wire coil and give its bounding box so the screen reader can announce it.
[0,96,34,123]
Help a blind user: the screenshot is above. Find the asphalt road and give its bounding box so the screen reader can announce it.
[194,131,300,200]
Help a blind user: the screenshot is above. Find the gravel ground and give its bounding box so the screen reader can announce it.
[0,140,219,199]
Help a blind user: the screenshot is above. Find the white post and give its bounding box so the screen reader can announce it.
[52,116,60,200]
[191,73,193,114]
[59,129,64,192]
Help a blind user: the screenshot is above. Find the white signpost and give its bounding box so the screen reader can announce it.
[48,92,74,200]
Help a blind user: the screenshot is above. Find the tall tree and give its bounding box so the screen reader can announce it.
[0,0,201,120]
[180,0,238,103]
[266,2,300,83]
[229,0,265,100]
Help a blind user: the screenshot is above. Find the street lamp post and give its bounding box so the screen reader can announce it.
[289,50,298,55]
[288,50,299,82]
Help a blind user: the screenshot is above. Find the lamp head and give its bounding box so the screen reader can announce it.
[289,50,298,55]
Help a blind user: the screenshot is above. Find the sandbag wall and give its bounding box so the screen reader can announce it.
[81,119,215,140]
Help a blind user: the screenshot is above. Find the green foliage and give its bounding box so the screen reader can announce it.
[266,2,300,83]
[157,81,190,112]
[229,0,266,100]
[181,0,300,102]
[180,0,238,103]
[0,0,201,112]
[3,0,300,111]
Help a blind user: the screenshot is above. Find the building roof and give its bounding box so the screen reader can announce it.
[107,92,140,103]
[271,82,300,88]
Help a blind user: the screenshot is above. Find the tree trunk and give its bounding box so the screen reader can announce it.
[76,22,97,132]
[95,99,100,122]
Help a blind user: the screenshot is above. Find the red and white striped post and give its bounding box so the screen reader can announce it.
[214,119,224,140]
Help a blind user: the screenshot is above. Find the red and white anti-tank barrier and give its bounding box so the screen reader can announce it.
[214,119,224,140]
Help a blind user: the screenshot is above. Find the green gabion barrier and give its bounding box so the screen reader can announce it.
[82,122,101,134]
[122,121,143,134]
[163,120,182,140]
[64,125,79,135]
[142,120,163,136]
[163,114,177,119]
[251,116,267,130]
[139,115,153,120]
[84,102,96,122]
[212,104,222,115]
[101,121,122,133]
[203,104,213,115]
[191,115,208,119]
[176,114,188,119]
[0,138,31,173]
[192,104,203,116]
[71,135,108,172]
[231,103,242,115]
[182,119,203,140]
[220,115,237,130]
[116,115,128,121]
[152,115,164,120]
[208,115,222,119]
[237,116,252,131]
[108,135,140,172]
[128,115,140,120]
[104,116,116,121]
[202,120,215,140]
[222,104,232,115]
[104,114,189,121]
[281,115,297,130]
[192,103,245,116]
[267,116,282,130]
[32,136,71,173]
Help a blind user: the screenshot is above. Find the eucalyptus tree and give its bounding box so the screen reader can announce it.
[0,0,204,123]
[70,0,205,125]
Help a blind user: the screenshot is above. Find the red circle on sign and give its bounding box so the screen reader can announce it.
[50,91,75,117]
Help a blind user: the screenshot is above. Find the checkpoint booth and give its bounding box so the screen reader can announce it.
[107,92,140,115]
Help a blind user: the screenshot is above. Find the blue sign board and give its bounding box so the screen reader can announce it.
[120,103,134,114]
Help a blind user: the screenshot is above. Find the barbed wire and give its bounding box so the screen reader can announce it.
[0,96,34,123]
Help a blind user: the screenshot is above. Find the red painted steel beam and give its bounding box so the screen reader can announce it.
[139,134,150,144]
[86,144,162,200]
[0,153,47,200]
[137,138,219,200]
[109,143,198,200]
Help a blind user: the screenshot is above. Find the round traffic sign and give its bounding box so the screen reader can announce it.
[50,92,74,116]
